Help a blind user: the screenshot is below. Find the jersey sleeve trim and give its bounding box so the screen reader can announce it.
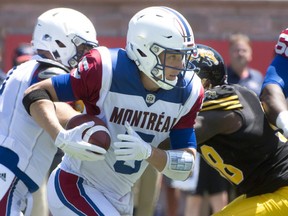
[202,86,243,111]
[170,128,197,149]
[52,74,75,102]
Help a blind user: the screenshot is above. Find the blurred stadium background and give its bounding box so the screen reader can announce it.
[0,0,286,73]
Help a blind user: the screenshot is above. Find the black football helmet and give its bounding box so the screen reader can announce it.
[191,44,227,87]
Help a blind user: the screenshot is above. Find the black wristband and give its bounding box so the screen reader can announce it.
[22,89,52,115]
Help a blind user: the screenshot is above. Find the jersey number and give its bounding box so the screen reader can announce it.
[200,145,244,185]
[0,69,14,95]
[275,32,288,57]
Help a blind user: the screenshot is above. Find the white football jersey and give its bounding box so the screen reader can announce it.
[0,56,65,191]
[56,47,203,201]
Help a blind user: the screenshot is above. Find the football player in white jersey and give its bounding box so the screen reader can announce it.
[0,8,99,216]
[23,6,204,216]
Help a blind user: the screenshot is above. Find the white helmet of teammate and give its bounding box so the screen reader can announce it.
[126,6,196,90]
[32,8,98,68]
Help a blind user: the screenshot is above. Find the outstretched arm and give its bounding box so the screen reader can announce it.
[24,78,62,140]
[23,78,106,161]
[260,28,288,136]
[260,84,288,126]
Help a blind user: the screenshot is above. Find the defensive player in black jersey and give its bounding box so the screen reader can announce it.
[192,44,288,215]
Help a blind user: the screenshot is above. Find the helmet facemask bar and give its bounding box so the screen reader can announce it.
[68,35,99,68]
[150,44,196,90]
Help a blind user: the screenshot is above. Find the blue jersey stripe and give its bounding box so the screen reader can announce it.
[170,128,197,149]
[262,54,288,97]
[52,74,75,102]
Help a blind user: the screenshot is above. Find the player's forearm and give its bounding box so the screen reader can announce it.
[146,147,167,171]
[260,84,288,125]
[30,100,63,140]
[55,102,80,127]
[147,147,196,181]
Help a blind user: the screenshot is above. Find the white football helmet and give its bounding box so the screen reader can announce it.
[126,6,196,90]
[32,8,98,68]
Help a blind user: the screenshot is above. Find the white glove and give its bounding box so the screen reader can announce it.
[55,121,107,161]
[114,121,152,161]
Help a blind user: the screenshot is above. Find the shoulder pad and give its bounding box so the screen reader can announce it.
[36,59,70,80]
[38,67,68,80]
[36,59,70,73]
[201,85,243,111]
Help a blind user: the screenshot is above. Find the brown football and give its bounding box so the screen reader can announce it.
[65,114,111,151]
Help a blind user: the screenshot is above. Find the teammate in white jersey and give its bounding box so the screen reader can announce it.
[23,6,204,216]
[0,8,99,216]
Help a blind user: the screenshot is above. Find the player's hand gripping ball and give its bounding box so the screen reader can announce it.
[65,114,111,151]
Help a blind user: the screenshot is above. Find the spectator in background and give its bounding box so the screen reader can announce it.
[0,43,34,86]
[227,33,263,95]
[12,43,34,66]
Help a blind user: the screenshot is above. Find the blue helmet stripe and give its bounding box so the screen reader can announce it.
[162,7,193,43]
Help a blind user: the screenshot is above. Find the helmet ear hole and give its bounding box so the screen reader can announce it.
[52,51,60,59]
[137,49,146,57]
[43,34,52,41]
[55,40,66,48]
